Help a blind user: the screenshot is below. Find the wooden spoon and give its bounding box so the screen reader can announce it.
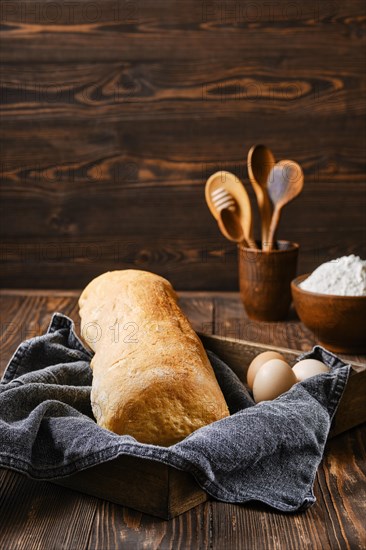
[247,144,275,247]
[266,160,304,251]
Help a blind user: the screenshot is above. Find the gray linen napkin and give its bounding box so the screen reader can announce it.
[0,313,350,512]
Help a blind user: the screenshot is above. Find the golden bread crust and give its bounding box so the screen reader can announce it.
[79,270,229,446]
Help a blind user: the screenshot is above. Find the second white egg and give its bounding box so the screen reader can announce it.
[293,359,330,381]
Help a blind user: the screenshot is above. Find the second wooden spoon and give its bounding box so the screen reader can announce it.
[247,144,275,247]
[266,160,304,251]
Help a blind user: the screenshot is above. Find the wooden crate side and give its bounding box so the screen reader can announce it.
[329,367,366,438]
[52,455,171,518]
[167,468,208,519]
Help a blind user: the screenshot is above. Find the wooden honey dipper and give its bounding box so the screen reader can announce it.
[205,171,257,249]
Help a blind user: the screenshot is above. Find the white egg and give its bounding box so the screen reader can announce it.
[293,359,330,381]
[253,359,297,403]
[246,351,285,389]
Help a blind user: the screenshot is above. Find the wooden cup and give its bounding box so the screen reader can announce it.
[238,241,299,321]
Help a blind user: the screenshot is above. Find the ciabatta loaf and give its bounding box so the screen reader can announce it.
[79,270,229,446]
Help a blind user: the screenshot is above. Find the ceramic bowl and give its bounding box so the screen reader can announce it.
[291,274,366,353]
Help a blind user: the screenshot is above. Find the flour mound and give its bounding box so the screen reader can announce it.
[300,255,366,296]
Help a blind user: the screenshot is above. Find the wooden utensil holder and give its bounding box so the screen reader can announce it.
[238,240,299,321]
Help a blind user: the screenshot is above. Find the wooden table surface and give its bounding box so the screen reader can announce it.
[0,289,365,550]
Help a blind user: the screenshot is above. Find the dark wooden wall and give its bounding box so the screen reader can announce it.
[1,1,365,290]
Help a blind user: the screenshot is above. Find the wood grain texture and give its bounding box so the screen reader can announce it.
[0,468,97,550]
[1,0,365,63]
[87,499,212,550]
[1,1,365,289]
[319,428,366,549]
[209,498,332,550]
[0,290,365,550]
[1,61,365,119]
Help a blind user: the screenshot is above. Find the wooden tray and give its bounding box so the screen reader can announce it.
[52,334,366,519]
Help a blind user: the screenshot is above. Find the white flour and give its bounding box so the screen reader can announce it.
[300,255,366,296]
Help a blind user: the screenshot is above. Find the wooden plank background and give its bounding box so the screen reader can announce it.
[1,0,365,290]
